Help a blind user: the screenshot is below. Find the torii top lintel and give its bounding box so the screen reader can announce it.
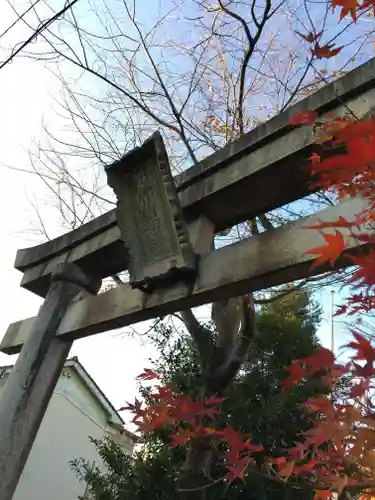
[13,56,375,298]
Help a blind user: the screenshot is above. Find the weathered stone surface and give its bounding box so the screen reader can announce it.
[177,56,375,188]
[187,216,214,255]
[14,57,375,297]
[0,264,100,500]
[16,209,118,271]
[18,225,123,293]
[106,132,197,292]
[3,196,372,355]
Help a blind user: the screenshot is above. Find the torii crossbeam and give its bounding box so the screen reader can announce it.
[1,57,375,500]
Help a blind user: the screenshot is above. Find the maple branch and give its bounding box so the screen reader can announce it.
[122,1,198,164]
[280,57,314,111]
[20,17,199,164]
[249,213,275,237]
[111,274,124,286]
[217,0,271,135]
[247,467,375,495]
[180,309,215,367]
[254,284,306,304]
[212,296,243,361]
[250,218,259,234]
[258,213,274,231]
[178,475,224,491]
[298,477,375,495]
[247,467,304,489]
[208,294,257,392]
[178,434,217,500]
[345,482,375,493]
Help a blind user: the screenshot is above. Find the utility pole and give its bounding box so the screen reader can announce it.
[330,292,339,500]
[330,289,335,354]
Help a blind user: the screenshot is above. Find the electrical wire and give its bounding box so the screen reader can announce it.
[0,0,78,72]
[0,0,42,40]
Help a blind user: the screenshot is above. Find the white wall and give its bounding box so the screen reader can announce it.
[0,366,134,500]
[14,394,108,500]
[57,367,110,428]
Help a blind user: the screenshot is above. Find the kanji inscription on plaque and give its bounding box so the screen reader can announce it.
[106,131,197,292]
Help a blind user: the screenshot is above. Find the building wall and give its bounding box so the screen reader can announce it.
[57,366,110,429]
[0,366,134,500]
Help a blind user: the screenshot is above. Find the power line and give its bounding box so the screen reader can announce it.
[0,0,78,72]
[330,289,335,354]
[0,0,42,41]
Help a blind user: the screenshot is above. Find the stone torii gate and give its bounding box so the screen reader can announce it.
[1,57,375,499]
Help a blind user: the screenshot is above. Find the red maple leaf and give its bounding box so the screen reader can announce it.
[172,395,210,423]
[313,43,343,59]
[288,442,308,461]
[300,346,335,374]
[334,304,348,316]
[345,135,375,167]
[118,397,144,414]
[272,457,287,466]
[348,250,375,291]
[243,440,264,453]
[218,426,249,450]
[350,378,371,398]
[169,427,198,447]
[354,234,375,244]
[334,119,375,143]
[202,406,223,419]
[218,427,262,473]
[352,360,374,378]
[303,420,348,449]
[306,230,346,269]
[309,153,362,190]
[332,0,357,20]
[296,31,322,42]
[289,110,318,126]
[151,388,225,426]
[151,384,174,401]
[304,397,335,418]
[345,331,375,365]
[137,368,161,381]
[345,293,375,315]
[204,395,227,406]
[283,361,305,389]
[278,459,295,477]
[134,401,177,433]
[227,455,252,484]
[294,460,318,474]
[309,153,321,165]
[314,491,333,500]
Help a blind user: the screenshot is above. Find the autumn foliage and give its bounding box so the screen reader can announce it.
[121,101,375,498]
[121,376,264,485]
[120,135,375,496]
[290,110,375,316]
[124,324,375,497]
[279,83,375,497]
[121,89,375,498]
